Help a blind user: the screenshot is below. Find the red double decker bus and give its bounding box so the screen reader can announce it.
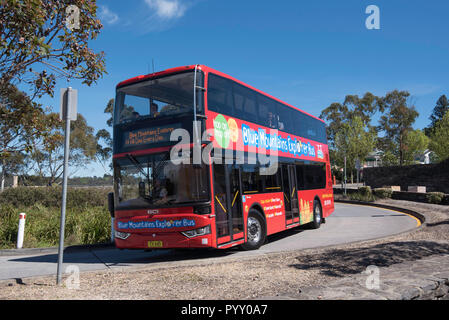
[109,65,334,250]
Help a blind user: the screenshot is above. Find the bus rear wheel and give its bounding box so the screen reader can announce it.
[309,199,322,229]
[241,210,266,250]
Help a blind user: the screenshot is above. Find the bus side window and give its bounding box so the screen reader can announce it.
[262,167,282,192]
[241,164,261,194]
[257,94,278,129]
[296,164,305,190]
[278,115,285,131]
[208,74,233,115]
[303,162,326,190]
[233,83,258,124]
[277,103,291,133]
[316,163,326,189]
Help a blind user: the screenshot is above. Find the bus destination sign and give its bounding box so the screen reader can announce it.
[123,123,181,147]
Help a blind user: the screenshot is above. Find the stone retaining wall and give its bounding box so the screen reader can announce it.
[363,159,449,194]
[294,253,449,300]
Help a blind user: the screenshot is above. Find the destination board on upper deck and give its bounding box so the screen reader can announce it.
[122,123,181,147]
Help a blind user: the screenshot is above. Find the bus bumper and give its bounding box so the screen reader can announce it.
[113,213,215,249]
[114,231,213,249]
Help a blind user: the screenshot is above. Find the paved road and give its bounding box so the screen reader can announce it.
[0,203,420,281]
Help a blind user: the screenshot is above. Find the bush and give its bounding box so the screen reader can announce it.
[0,204,19,247]
[426,192,445,204]
[358,186,372,196]
[0,186,112,249]
[349,186,375,202]
[0,204,110,249]
[0,186,112,208]
[373,188,393,199]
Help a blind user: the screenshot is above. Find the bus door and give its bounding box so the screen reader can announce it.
[282,164,300,225]
[213,163,244,245]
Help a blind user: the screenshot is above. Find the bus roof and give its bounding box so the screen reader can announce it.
[116,64,325,124]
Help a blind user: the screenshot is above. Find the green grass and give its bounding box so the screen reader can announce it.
[0,187,111,249]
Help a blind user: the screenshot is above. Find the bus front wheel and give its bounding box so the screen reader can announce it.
[241,210,266,250]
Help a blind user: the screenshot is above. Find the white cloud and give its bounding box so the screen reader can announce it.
[98,5,119,25]
[144,0,187,19]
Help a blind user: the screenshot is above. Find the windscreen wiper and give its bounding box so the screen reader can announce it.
[126,153,151,185]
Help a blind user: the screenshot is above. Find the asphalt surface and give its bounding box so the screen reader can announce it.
[0,203,420,281]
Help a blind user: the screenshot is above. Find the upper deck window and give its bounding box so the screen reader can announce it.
[207,73,328,144]
[114,71,202,125]
[207,74,233,114]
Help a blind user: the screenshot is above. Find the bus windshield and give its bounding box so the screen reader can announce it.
[114,152,209,208]
[115,71,199,125]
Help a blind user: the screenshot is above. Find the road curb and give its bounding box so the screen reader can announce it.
[0,243,114,257]
[334,199,426,225]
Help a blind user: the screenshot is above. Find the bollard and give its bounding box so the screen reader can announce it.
[17,213,26,249]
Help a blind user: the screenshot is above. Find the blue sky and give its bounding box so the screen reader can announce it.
[37,0,449,176]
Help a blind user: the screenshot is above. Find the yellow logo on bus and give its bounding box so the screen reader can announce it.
[300,199,313,224]
[227,118,239,143]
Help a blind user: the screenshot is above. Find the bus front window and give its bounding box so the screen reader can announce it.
[115,71,202,124]
[114,153,209,209]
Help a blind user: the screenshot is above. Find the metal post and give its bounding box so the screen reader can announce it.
[344,156,347,196]
[57,87,72,285]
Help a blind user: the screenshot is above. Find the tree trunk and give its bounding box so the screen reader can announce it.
[1,159,5,192]
[1,172,4,191]
[399,130,405,166]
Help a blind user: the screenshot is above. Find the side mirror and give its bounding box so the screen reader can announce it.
[108,192,115,218]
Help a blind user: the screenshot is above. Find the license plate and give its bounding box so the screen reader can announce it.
[147,241,163,248]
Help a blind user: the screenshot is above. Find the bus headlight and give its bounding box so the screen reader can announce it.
[115,230,131,240]
[181,225,211,238]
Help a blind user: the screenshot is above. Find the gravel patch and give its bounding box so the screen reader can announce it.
[1,199,448,300]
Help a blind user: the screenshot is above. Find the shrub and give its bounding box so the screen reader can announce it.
[0,187,112,249]
[0,204,111,249]
[373,188,393,199]
[358,186,372,195]
[426,192,445,204]
[0,204,19,248]
[349,186,374,202]
[0,186,112,208]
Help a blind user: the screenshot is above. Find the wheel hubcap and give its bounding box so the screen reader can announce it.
[247,217,261,243]
[315,205,321,224]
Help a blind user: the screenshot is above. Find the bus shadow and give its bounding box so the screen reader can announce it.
[266,225,308,244]
[133,248,239,265]
[8,247,238,268]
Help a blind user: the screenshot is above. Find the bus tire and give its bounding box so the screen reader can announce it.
[310,199,323,229]
[241,209,266,250]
